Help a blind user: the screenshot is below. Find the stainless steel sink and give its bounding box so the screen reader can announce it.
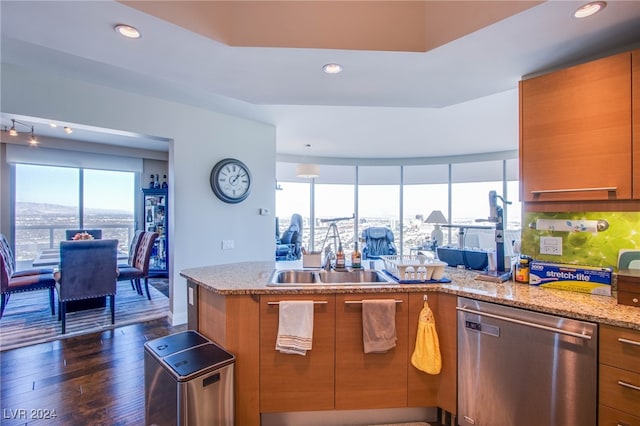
[268,269,395,286]
[317,270,391,283]
[270,270,320,284]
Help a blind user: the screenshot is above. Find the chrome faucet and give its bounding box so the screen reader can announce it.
[323,244,335,270]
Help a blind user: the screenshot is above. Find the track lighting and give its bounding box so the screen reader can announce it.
[4,119,38,145]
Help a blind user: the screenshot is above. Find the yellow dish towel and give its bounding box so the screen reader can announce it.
[411,300,442,374]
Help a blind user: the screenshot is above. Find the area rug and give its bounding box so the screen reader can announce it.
[0,280,169,351]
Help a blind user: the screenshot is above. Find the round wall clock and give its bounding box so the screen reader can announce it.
[210,158,252,204]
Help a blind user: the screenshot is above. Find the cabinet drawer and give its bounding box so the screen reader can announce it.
[599,365,640,416]
[599,404,640,426]
[618,292,640,308]
[600,324,640,374]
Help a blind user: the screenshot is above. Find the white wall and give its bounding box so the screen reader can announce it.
[1,63,276,325]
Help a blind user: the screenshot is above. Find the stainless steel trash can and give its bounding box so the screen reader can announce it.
[144,330,235,426]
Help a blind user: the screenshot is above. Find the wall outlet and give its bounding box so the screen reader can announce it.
[540,236,562,255]
[222,239,235,250]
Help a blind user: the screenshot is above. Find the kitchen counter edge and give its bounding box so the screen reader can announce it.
[180,261,640,331]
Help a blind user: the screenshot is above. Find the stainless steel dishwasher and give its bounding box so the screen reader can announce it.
[457,297,597,426]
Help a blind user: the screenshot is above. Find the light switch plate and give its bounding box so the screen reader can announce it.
[540,236,562,255]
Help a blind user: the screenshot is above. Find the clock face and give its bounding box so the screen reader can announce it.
[210,158,252,203]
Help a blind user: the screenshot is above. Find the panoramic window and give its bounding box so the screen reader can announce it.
[314,165,355,252]
[358,166,400,256]
[403,164,449,253]
[275,157,521,261]
[13,164,136,264]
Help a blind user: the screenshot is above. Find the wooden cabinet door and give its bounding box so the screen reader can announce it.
[407,293,440,407]
[520,51,632,202]
[259,294,335,412]
[335,293,409,410]
[633,49,640,199]
[436,292,457,415]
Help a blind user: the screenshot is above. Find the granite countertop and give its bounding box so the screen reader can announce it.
[180,260,640,331]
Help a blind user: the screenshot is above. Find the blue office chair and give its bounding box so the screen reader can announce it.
[361,227,397,260]
[276,214,303,261]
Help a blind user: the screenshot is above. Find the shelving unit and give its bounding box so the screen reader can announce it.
[142,188,168,277]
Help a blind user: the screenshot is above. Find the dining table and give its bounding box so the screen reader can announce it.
[32,246,129,312]
[32,247,129,268]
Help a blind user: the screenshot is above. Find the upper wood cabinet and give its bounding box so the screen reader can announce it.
[633,50,640,199]
[520,51,633,202]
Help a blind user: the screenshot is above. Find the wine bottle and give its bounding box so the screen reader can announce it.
[149,174,155,189]
[162,175,168,189]
[154,174,160,188]
[351,242,361,268]
[336,243,346,269]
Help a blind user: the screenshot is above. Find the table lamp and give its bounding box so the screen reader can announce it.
[425,210,448,246]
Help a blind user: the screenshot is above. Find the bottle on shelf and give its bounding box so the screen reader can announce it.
[149,174,155,189]
[154,174,160,188]
[336,243,346,269]
[351,242,361,268]
[162,174,168,189]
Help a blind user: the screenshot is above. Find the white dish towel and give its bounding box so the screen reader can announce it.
[276,301,314,356]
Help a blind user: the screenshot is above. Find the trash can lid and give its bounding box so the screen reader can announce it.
[145,330,209,358]
[164,343,235,380]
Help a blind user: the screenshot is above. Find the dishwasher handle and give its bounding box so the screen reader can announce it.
[456,306,593,340]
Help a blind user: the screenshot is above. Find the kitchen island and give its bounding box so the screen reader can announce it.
[180,261,640,426]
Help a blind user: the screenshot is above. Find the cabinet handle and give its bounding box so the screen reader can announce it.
[617,380,640,392]
[618,337,640,347]
[530,186,617,194]
[344,300,403,305]
[267,301,328,306]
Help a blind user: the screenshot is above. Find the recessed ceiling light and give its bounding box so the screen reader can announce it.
[114,24,141,39]
[49,123,58,128]
[64,127,73,134]
[574,1,606,18]
[322,63,343,74]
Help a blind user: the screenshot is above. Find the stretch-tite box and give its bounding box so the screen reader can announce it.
[529,261,613,296]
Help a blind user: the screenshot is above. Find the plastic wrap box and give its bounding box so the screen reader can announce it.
[529,261,613,296]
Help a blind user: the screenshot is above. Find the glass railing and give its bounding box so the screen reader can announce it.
[14,224,135,263]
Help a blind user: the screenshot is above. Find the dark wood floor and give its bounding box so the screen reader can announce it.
[1,317,186,425]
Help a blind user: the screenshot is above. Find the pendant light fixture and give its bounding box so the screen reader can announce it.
[296,144,320,178]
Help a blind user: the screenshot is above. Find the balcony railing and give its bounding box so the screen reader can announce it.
[14,224,135,263]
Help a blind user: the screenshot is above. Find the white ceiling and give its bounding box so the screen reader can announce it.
[1,0,640,159]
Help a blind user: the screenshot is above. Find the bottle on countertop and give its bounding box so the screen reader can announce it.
[162,174,168,189]
[515,256,530,283]
[336,243,346,269]
[351,242,362,268]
